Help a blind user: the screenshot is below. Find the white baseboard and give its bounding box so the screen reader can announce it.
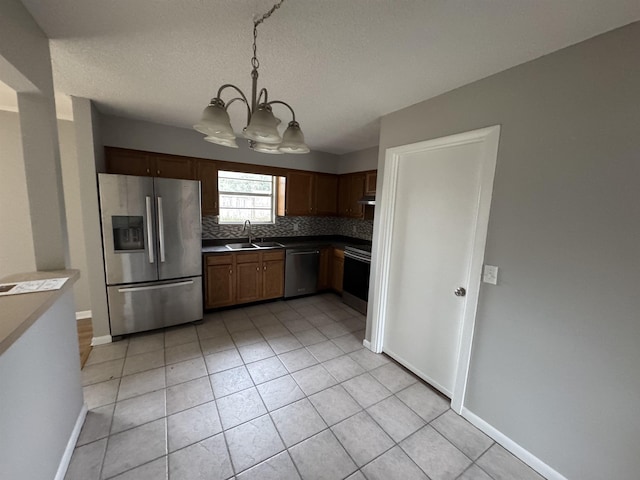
[363,339,371,350]
[461,407,568,480]
[75,310,92,320]
[91,335,112,346]
[54,403,88,480]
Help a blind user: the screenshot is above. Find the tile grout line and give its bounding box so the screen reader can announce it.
[79,295,500,480]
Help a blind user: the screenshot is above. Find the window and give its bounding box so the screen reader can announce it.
[218,170,276,224]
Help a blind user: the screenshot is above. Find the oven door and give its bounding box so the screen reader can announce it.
[342,251,371,315]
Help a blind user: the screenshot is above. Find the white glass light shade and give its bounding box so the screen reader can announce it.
[243,105,282,144]
[278,121,310,154]
[252,141,283,154]
[204,135,239,148]
[194,102,235,139]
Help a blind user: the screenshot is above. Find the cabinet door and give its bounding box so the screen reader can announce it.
[315,174,338,216]
[365,171,377,195]
[197,160,219,216]
[338,175,351,217]
[286,171,315,216]
[205,255,235,308]
[105,147,153,176]
[331,249,344,293]
[263,259,285,299]
[348,173,366,218]
[154,154,195,180]
[317,247,332,290]
[235,253,262,304]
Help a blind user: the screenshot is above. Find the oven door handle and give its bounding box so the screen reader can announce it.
[344,251,372,263]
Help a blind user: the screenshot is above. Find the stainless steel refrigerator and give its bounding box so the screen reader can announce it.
[98,173,202,336]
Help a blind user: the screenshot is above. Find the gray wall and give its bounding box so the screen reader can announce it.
[58,119,92,312]
[72,97,111,338]
[0,110,36,276]
[0,2,84,478]
[0,291,83,480]
[337,146,379,174]
[375,22,640,480]
[0,0,69,271]
[100,114,341,174]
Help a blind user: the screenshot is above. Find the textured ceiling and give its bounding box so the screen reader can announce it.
[18,0,640,154]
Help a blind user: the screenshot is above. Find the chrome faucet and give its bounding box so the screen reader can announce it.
[242,220,253,243]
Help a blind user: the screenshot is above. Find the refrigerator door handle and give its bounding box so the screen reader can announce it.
[117,280,194,293]
[157,196,166,262]
[145,196,155,264]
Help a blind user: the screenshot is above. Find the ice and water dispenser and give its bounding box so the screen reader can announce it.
[111,216,144,251]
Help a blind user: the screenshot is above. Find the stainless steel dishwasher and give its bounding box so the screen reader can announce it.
[284,248,320,298]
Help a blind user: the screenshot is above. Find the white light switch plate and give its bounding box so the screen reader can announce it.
[483,265,498,285]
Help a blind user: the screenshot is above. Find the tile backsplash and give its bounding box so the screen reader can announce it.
[202,215,373,241]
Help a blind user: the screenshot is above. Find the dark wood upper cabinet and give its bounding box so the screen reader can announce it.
[314,173,338,216]
[105,147,194,180]
[197,160,219,216]
[286,171,315,216]
[106,147,375,220]
[105,147,153,176]
[365,170,377,195]
[338,172,366,218]
[154,154,195,180]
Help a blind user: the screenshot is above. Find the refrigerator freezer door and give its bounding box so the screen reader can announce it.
[154,177,202,280]
[99,174,158,284]
[107,276,203,336]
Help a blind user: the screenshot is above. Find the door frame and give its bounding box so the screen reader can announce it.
[368,125,500,413]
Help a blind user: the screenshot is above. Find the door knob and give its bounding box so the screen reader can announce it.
[454,287,466,297]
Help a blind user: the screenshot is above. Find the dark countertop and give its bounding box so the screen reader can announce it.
[202,235,370,254]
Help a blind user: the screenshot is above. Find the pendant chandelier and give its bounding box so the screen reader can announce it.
[194,0,309,154]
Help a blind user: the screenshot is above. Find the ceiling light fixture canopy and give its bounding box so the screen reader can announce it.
[194,0,309,154]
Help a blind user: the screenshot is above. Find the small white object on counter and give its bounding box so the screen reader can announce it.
[0,277,68,296]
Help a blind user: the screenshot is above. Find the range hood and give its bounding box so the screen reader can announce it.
[357,195,376,206]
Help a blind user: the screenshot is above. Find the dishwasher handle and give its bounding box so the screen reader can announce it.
[286,250,320,256]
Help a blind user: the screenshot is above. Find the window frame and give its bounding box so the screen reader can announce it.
[217,170,277,225]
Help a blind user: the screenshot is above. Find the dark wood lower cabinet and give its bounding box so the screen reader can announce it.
[235,253,262,304]
[205,255,234,309]
[331,248,345,293]
[318,247,332,291]
[204,250,285,309]
[262,251,285,299]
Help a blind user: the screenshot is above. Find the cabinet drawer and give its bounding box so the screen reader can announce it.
[206,254,233,266]
[262,250,285,261]
[236,252,260,264]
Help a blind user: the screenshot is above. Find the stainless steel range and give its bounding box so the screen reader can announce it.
[342,244,372,315]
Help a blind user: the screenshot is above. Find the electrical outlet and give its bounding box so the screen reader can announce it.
[483,265,498,285]
[293,223,299,232]
[352,225,357,234]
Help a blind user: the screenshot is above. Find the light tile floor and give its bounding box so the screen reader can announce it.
[68,293,545,480]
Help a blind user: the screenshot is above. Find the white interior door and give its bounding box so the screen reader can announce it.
[379,127,499,400]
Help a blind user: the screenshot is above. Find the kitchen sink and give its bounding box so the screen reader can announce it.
[225,243,257,250]
[253,241,285,248]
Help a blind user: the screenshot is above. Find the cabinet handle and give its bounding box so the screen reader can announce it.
[146,168,150,174]
[229,269,232,275]
[256,267,260,271]
[157,170,160,175]
[263,265,267,270]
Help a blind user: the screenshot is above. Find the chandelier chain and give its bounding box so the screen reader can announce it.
[251,0,285,69]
